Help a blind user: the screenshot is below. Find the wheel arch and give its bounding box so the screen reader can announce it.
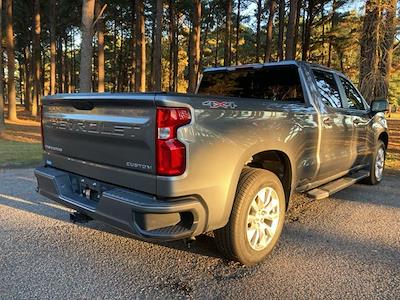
[378,131,389,150]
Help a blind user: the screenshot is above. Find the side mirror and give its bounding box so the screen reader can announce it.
[371,99,389,114]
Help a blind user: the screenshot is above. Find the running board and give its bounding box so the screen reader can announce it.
[307,170,369,200]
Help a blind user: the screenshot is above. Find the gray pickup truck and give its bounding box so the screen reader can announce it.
[35,61,389,265]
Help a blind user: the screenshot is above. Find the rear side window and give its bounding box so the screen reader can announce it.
[339,77,365,110]
[313,69,342,108]
[198,66,304,103]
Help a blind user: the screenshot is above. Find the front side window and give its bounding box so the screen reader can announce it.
[312,69,343,108]
[339,77,365,110]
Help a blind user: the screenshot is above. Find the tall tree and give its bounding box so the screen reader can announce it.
[50,0,56,95]
[6,0,17,121]
[224,0,232,66]
[79,0,95,92]
[359,0,381,101]
[277,0,285,60]
[376,0,397,100]
[135,0,146,92]
[302,0,314,60]
[0,0,4,130]
[32,0,40,116]
[188,0,201,93]
[130,0,136,92]
[255,0,263,62]
[265,0,277,62]
[153,0,163,91]
[96,1,105,92]
[235,0,241,65]
[169,0,178,92]
[285,0,299,60]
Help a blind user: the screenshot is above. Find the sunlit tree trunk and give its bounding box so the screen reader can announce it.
[50,0,57,95]
[6,0,17,121]
[285,0,299,60]
[169,0,177,92]
[96,1,105,93]
[153,0,163,91]
[376,0,396,100]
[277,0,285,60]
[23,46,32,111]
[0,0,4,130]
[135,0,146,92]
[359,0,381,101]
[265,0,277,62]
[224,0,232,66]
[255,0,262,62]
[80,0,95,92]
[188,0,201,93]
[235,0,241,65]
[32,0,40,116]
[130,0,136,91]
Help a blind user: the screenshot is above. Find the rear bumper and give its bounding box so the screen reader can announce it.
[34,166,207,241]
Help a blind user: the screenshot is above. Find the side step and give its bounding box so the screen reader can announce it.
[307,170,369,200]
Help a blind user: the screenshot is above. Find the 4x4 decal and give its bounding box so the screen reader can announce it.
[202,100,238,109]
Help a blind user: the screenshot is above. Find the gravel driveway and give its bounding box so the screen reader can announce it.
[0,168,399,299]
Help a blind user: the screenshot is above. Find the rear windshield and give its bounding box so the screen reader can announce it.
[198,66,304,103]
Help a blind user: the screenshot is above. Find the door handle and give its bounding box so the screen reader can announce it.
[323,117,332,126]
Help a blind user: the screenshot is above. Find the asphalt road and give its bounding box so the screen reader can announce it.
[0,168,399,299]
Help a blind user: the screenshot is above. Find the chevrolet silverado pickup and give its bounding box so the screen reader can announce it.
[35,61,389,265]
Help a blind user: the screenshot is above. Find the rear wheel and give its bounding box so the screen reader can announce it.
[214,168,286,265]
[365,140,386,185]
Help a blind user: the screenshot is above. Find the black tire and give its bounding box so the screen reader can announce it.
[364,140,386,185]
[214,167,286,265]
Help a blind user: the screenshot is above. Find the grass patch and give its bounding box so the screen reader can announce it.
[386,152,400,170]
[0,139,43,168]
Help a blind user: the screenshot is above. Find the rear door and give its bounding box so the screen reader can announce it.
[337,76,371,165]
[42,93,157,194]
[312,69,356,181]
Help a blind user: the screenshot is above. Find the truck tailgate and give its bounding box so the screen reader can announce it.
[42,93,157,194]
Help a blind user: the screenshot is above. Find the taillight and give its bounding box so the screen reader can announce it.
[156,107,191,176]
[40,105,44,150]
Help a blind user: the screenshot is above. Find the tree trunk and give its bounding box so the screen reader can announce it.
[376,0,396,100]
[235,0,241,65]
[153,0,163,91]
[188,0,201,93]
[277,0,285,60]
[169,0,177,91]
[79,0,95,92]
[31,0,40,117]
[285,0,299,60]
[292,0,302,59]
[23,47,31,111]
[255,0,262,62]
[302,0,313,61]
[224,0,232,66]
[265,0,277,62]
[0,0,4,130]
[130,0,136,91]
[327,0,337,67]
[359,0,381,101]
[6,0,17,121]
[135,0,146,92]
[96,1,105,92]
[215,18,219,66]
[50,0,57,95]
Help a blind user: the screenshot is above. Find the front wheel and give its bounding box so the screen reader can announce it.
[214,168,286,265]
[365,140,386,185]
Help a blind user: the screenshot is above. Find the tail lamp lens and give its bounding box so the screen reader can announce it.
[156,107,191,176]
